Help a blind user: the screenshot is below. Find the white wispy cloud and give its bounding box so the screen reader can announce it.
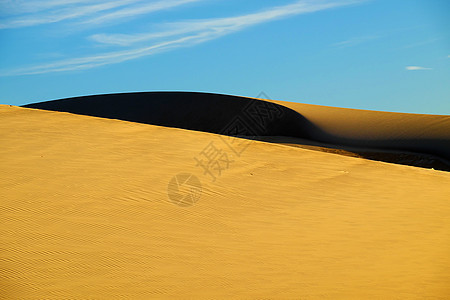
[332,35,379,48]
[0,0,106,14]
[0,0,141,29]
[92,0,364,46]
[2,0,366,76]
[3,32,215,75]
[0,0,200,29]
[82,0,203,25]
[405,66,432,71]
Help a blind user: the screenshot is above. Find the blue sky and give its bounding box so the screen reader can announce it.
[0,0,449,114]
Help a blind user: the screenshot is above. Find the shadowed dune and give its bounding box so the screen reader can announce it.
[268,98,450,164]
[23,91,450,170]
[252,136,450,172]
[23,92,311,138]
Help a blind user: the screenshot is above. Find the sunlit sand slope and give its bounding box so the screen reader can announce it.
[1,105,450,299]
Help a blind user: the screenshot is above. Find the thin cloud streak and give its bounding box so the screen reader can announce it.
[82,0,204,25]
[3,32,217,75]
[332,35,380,48]
[0,0,106,14]
[0,0,199,29]
[405,66,432,71]
[92,0,364,46]
[2,0,366,75]
[0,0,142,29]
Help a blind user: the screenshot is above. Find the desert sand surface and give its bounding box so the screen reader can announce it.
[2,93,450,298]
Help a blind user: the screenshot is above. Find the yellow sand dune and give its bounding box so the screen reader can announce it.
[1,104,450,299]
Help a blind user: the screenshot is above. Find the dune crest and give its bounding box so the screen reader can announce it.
[24,92,450,170]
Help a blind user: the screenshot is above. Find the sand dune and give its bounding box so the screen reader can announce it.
[2,94,450,298]
[268,98,450,162]
[24,92,450,170]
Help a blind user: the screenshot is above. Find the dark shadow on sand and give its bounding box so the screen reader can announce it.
[23,92,450,172]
